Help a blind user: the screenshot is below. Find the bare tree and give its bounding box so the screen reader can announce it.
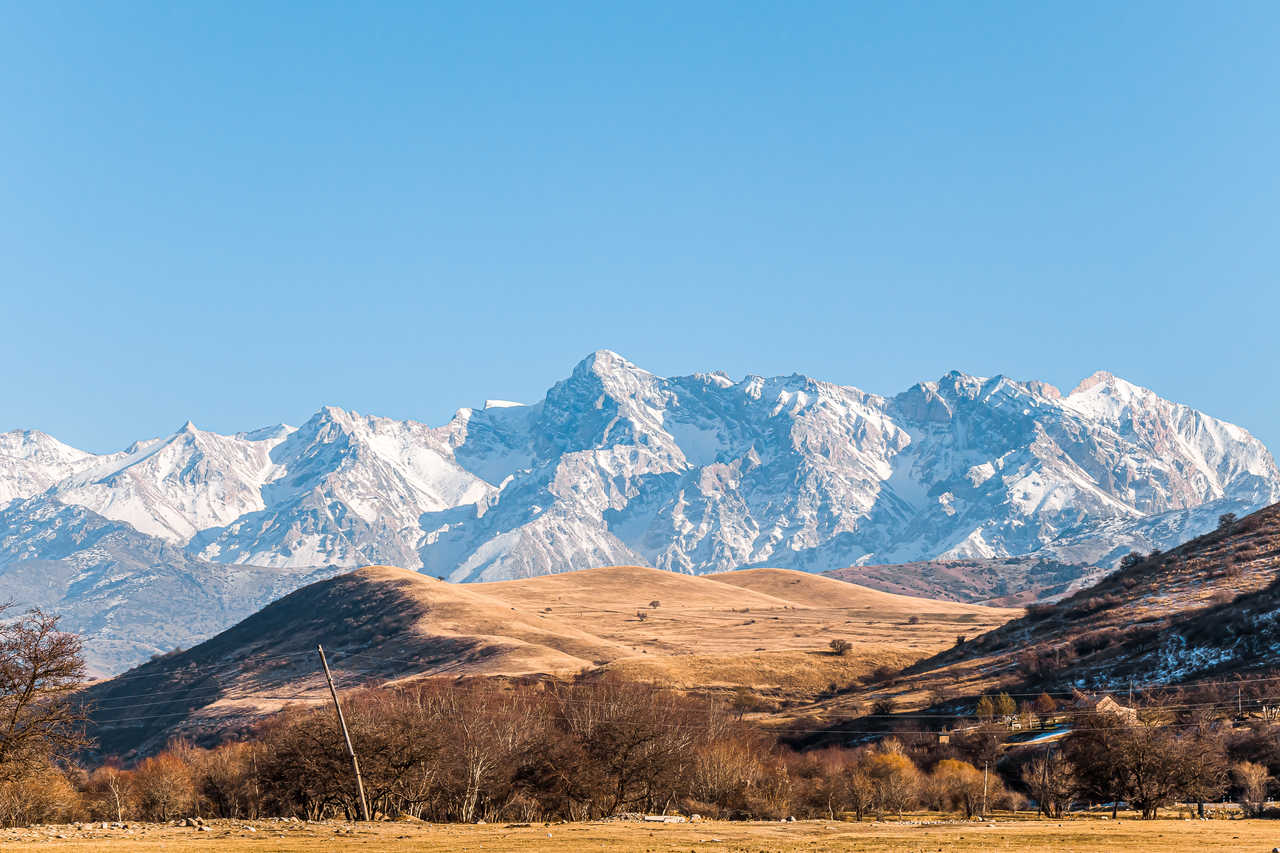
[931,759,985,817]
[861,739,919,818]
[0,608,87,782]
[84,764,134,822]
[1232,761,1271,817]
[841,765,875,821]
[1033,692,1057,730]
[1062,711,1130,818]
[133,751,194,821]
[1020,751,1074,817]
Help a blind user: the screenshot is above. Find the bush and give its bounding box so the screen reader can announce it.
[829,639,852,656]
[0,768,82,827]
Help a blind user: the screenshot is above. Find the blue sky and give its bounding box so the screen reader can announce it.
[3,2,1278,453]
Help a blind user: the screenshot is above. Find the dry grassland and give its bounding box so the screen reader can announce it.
[480,566,1016,696]
[2,817,1275,852]
[86,565,1018,755]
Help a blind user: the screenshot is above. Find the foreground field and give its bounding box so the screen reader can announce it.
[3,818,1278,852]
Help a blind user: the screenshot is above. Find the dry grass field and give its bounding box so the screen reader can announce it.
[3,817,1276,852]
[87,564,1019,757]
[481,566,1017,696]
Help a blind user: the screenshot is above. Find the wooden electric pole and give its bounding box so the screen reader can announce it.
[318,644,371,821]
[982,760,989,817]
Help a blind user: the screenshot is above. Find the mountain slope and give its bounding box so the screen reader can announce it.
[824,555,1092,605]
[889,501,1280,700]
[0,496,338,675]
[0,430,101,507]
[82,564,1018,758]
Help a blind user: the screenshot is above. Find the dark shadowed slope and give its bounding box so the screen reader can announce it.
[82,566,631,758]
[887,502,1280,702]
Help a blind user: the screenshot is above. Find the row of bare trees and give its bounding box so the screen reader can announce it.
[6,681,1280,825]
[1,603,1278,825]
[1058,710,1277,819]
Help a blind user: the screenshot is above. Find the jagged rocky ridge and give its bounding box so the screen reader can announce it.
[2,351,1277,671]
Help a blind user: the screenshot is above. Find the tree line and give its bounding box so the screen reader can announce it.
[0,606,1279,825]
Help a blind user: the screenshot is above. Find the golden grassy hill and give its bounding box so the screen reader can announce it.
[707,567,1003,614]
[84,564,1018,758]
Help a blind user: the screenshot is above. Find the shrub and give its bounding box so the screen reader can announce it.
[0,767,82,828]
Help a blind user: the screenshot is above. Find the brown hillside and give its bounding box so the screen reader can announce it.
[708,567,1004,613]
[814,503,1280,720]
[82,564,1017,759]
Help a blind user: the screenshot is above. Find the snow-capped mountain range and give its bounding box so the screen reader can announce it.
[2,351,1277,672]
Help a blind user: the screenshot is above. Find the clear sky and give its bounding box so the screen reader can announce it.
[3,2,1278,453]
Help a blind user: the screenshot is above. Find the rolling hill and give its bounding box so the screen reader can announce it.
[81,564,1017,759]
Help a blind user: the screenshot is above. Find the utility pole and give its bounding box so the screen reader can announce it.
[1040,752,1049,818]
[318,644,371,821]
[982,760,989,817]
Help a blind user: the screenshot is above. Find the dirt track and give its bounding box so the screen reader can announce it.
[2,817,1277,851]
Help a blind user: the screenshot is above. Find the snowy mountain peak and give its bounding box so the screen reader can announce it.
[573,348,650,379]
[1071,369,1122,395]
[1,354,1276,587]
[5,355,1276,674]
[0,430,97,508]
[1066,370,1162,411]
